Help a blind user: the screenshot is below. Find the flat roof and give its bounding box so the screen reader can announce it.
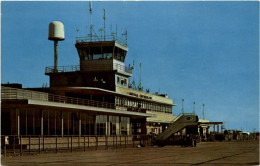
[199,122,224,125]
[2,99,154,119]
[53,87,176,106]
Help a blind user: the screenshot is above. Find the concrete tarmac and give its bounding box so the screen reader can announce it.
[1,140,259,166]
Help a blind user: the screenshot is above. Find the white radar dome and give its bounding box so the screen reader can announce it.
[48,21,65,41]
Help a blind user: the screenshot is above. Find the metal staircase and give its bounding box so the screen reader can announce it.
[155,113,198,143]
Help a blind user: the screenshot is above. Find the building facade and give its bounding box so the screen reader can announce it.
[1,25,176,137]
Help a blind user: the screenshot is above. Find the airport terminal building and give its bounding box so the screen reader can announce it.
[1,21,177,138]
[1,19,222,149]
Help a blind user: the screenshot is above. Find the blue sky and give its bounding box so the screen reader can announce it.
[1,1,259,132]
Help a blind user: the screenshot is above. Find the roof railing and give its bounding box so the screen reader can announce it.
[1,86,141,113]
[45,65,80,73]
[45,64,132,74]
[76,34,127,47]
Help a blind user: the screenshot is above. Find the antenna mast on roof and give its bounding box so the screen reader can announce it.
[202,104,205,120]
[193,101,196,114]
[89,1,93,39]
[132,60,136,90]
[140,63,142,89]
[138,63,143,91]
[122,29,127,46]
[181,99,185,114]
[103,8,106,40]
[76,29,79,38]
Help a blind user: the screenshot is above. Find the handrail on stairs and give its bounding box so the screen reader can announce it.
[170,112,197,123]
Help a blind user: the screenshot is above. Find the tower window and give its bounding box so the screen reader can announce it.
[121,78,124,85]
[105,53,112,59]
[93,54,103,60]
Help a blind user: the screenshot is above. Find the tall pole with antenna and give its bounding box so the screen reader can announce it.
[202,104,205,120]
[181,99,184,114]
[103,8,106,40]
[89,1,93,40]
[122,29,128,46]
[138,63,142,91]
[126,30,127,45]
[140,63,142,87]
[132,60,136,90]
[193,102,196,114]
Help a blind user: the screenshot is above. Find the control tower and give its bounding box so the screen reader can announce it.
[44,5,174,136]
[46,33,132,91]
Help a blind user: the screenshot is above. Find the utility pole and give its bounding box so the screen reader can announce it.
[103,8,106,40]
[193,102,196,114]
[181,99,184,114]
[202,104,205,120]
[89,1,93,40]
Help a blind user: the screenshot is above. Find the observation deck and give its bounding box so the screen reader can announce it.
[76,34,127,47]
[1,86,152,118]
[45,63,132,75]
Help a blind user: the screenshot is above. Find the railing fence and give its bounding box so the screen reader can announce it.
[1,86,144,113]
[1,134,154,157]
[45,63,132,74]
[76,34,127,46]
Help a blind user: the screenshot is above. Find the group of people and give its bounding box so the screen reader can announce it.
[181,135,197,147]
